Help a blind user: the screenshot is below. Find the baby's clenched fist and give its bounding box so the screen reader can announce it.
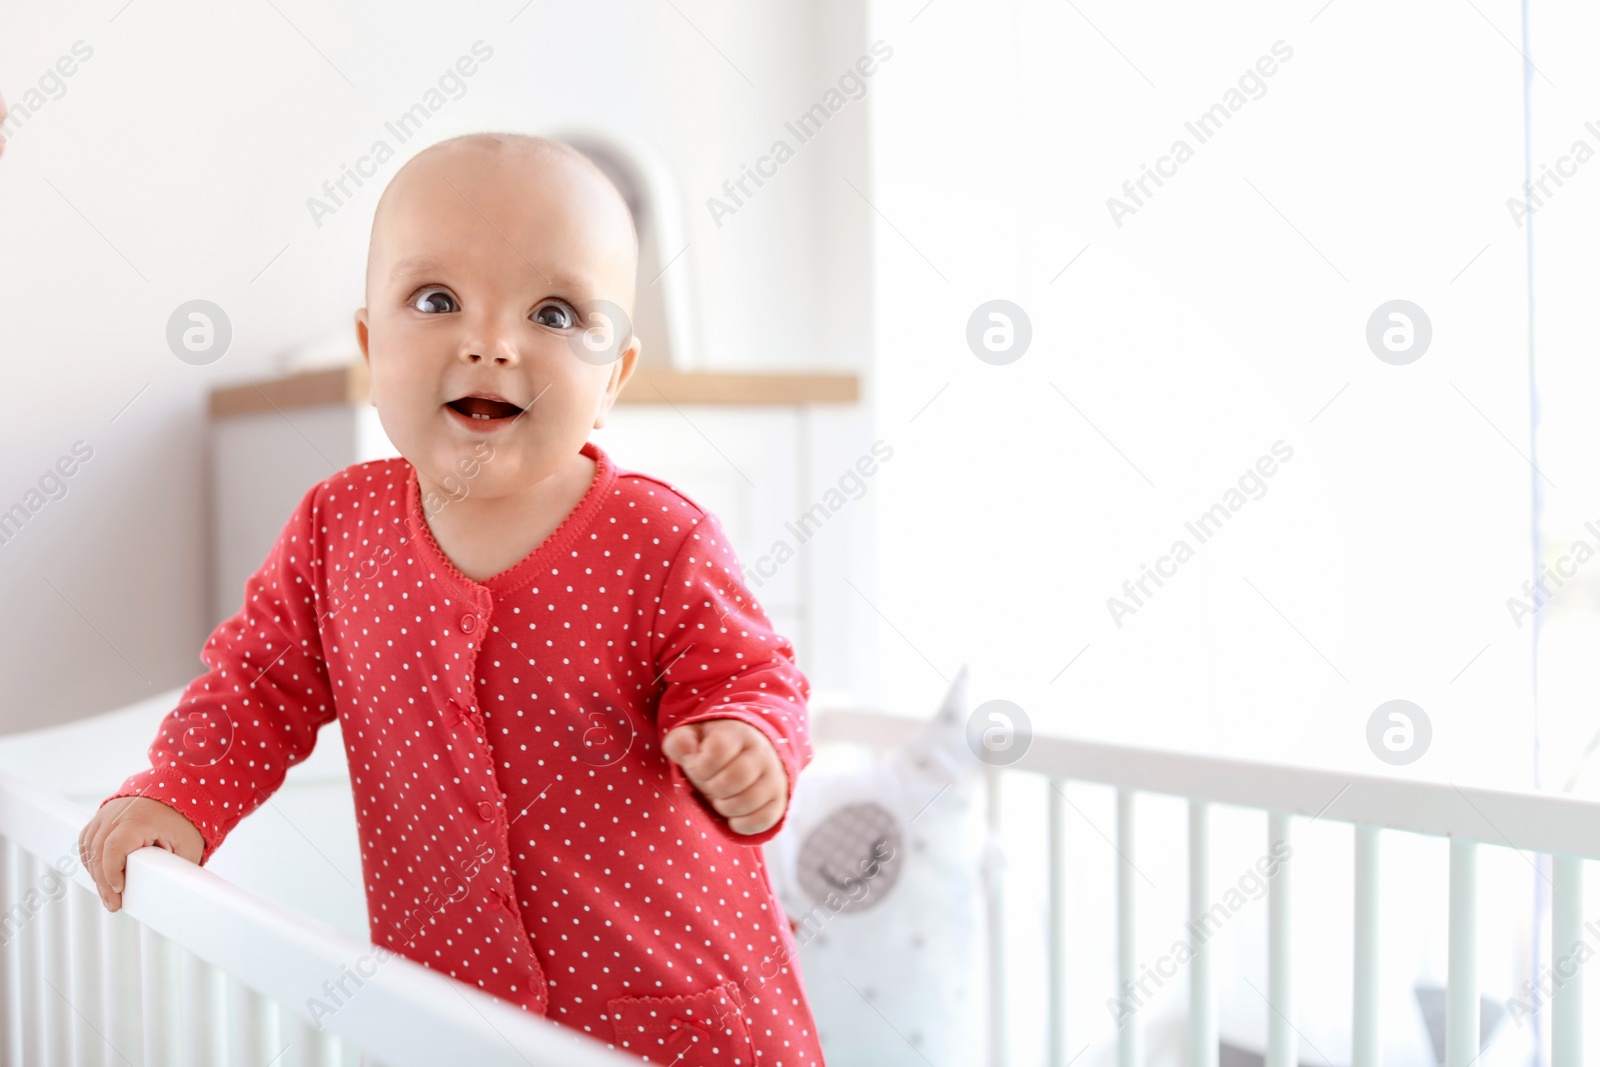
[661,719,787,836]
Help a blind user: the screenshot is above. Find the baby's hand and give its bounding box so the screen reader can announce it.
[661,719,787,836]
[80,797,205,912]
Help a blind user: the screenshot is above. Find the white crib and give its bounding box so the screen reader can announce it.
[3,695,1598,1066]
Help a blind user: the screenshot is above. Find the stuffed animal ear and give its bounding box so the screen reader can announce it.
[932,663,969,728]
[892,663,974,784]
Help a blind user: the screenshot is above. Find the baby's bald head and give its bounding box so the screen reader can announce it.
[364,132,639,316]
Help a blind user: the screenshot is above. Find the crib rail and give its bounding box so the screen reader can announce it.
[0,769,634,1067]
[812,708,1600,1067]
[9,706,1595,1067]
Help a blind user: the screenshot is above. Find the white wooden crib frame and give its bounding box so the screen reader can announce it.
[3,706,1597,1066]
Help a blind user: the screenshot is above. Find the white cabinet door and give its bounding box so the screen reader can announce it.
[210,407,361,627]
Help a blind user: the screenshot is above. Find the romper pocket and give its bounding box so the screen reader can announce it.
[607,979,756,1066]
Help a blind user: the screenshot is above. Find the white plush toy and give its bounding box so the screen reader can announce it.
[763,665,995,1067]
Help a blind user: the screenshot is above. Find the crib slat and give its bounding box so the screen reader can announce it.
[285,1009,322,1067]
[320,1027,346,1067]
[984,766,1006,1067]
[18,853,43,1067]
[41,860,72,1065]
[1552,854,1582,1067]
[180,947,226,1066]
[0,840,19,1067]
[227,972,272,1066]
[1188,801,1216,1067]
[1266,813,1293,1067]
[1352,825,1379,1067]
[1117,788,1139,1067]
[70,882,105,1067]
[103,906,144,1067]
[1047,777,1068,1067]
[1446,839,1478,1067]
[139,925,178,1065]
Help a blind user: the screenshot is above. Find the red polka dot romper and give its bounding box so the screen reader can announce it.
[102,441,826,1066]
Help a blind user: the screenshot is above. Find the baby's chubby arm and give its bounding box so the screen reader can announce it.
[649,507,814,844]
[661,719,787,836]
[82,480,337,911]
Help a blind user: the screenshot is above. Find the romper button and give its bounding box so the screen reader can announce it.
[477,801,495,821]
[461,614,477,634]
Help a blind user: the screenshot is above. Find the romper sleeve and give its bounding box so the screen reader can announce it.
[650,509,813,846]
[99,481,335,865]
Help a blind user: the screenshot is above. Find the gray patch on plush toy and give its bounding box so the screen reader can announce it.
[796,801,902,912]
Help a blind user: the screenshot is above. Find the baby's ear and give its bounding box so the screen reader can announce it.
[354,308,371,362]
[593,335,640,429]
[354,309,375,404]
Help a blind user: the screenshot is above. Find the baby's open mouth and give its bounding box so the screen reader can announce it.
[447,396,524,421]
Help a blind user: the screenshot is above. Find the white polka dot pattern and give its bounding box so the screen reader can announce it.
[100,441,824,1065]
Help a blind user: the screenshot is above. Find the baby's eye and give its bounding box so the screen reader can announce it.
[410,288,458,314]
[531,302,578,330]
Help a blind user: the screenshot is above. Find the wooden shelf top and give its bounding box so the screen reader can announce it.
[209,363,860,418]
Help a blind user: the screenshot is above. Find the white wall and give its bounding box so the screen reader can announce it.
[0,0,874,733]
[866,0,1533,787]
[1512,0,1600,797]
[864,1,1543,1060]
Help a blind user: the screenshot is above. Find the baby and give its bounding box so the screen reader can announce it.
[78,133,824,1065]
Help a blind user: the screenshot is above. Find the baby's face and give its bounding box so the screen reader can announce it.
[355,141,638,503]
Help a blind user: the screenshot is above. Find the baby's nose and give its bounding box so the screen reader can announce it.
[462,335,520,364]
